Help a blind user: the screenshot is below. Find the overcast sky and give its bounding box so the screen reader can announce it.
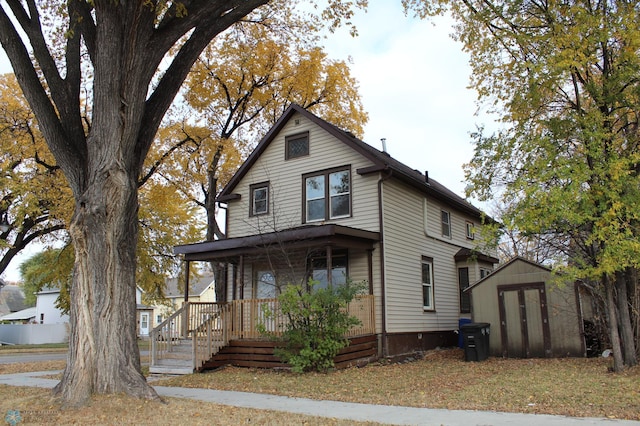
[320,4,493,196]
[0,4,496,282]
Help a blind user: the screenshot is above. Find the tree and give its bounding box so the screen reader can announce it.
[0,74,69,277]
[0,0,365,405]
[149,22,368,300]
[19,247,73,311]
[407,1,640,370]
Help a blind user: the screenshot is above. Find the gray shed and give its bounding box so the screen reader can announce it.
[467,257,587,358]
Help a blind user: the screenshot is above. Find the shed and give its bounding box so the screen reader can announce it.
[467,257,586,358]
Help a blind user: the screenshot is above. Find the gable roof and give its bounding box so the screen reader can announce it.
[164,275,215,299]
[0,285,26,315]
[465,256,552,292]
[217,104,491,221]
[0,306,36,321]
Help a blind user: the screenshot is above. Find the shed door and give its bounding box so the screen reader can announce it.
[498,284,551,358]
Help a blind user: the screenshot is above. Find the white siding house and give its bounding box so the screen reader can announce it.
[35,289,69,324]
[174,105,498,357]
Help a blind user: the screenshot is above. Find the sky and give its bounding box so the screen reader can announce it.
[0,3,496,282]
[320,3,494,196]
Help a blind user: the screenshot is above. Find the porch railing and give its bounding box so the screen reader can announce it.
[228,294,376,339]
[150,295,375,372]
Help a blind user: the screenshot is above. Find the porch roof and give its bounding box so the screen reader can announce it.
[174,224,380,261]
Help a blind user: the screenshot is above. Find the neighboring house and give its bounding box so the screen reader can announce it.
[35,288,70,324]
[0,282,27,317]
[466,257,588,358]
[150,275,216,330]
[0,306,36,323]
[172,104,499,360]
[136,286,154,338]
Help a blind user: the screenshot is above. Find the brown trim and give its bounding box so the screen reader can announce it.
[175,224,379,261]
[302,165,352,224]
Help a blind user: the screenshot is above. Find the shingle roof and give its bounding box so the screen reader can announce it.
[218,104,492,221]
[164,275,215,298]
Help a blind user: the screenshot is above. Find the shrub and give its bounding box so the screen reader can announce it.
[259,279,366,373]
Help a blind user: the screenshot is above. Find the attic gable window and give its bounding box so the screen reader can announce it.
[285,132,309,160]
[250,182,269,216]
[304,167,351,223]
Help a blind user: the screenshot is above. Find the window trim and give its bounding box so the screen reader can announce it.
[302,166,352,223]
[285,132,310,160]
[421,256,435,311]
[307,250,349,290]
[441,210,451,238]
[249,181,270,216]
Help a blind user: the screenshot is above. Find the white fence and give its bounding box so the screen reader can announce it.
[0,323,69,345]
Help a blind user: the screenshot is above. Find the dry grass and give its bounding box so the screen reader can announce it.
[0,386,375,425]
[1,348,639,424]
[156,349,640,421]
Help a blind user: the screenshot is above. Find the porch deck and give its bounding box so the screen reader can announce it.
[149,295,376,374]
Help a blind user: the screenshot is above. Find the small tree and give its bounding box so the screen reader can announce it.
[260,279,366,373]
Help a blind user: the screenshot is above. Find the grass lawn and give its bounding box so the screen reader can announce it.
[0,348,638,424]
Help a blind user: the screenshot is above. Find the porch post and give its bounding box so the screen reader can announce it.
[238,255,245,299]
[183,260,190,338]
[367,249,374,294]
[326,245,333,287]
[184,261,190,302]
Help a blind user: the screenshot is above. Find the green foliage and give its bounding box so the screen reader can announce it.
[259,279,366,373]
[19,247,73,312]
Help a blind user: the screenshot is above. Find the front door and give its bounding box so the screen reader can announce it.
[498,284,551,358]
[140,312,150,337]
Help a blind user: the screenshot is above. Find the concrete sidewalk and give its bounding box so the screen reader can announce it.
[1,371,638,426]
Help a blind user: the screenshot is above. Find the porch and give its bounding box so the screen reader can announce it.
[149,295,376,375]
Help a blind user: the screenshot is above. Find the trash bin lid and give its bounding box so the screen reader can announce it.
[460,322,490,330]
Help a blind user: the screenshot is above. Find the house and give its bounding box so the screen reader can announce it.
[158,104,498,373]
[0,306,36,324]
[149,275,216,334]
[35,288,70,324]
[466,257,588,358]
[0,282,26,317]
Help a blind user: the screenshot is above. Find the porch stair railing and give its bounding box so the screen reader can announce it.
[149,295,375,375]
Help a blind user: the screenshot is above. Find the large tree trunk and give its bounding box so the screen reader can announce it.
[604,274,625,372]
[616,270,638,366]
[53,165,158,406]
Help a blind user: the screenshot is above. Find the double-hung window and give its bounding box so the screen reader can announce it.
[422,256,434,310]
[441,210,451,238]
[250,182,269,216]
[304,167,351,223]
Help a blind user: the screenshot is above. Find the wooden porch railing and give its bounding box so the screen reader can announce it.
[228,294,376,339]
[150,295,375,372]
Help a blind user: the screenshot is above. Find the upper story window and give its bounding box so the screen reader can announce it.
[441,210,451,238]
[466,221,475,240]
[480,268,492,279]
[250,182,269,216]
[285,132,309,160]
[422,256,435,311]
[304,167,351,223]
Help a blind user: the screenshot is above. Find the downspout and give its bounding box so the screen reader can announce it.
[378,167,392,357]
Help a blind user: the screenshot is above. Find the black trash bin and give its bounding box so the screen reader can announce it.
[460,322,490,361]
